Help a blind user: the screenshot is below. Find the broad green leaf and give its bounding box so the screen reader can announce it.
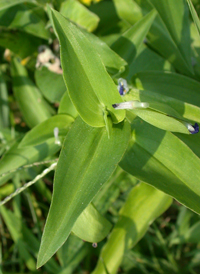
[37,117,130,267]
[147,0,193,75]
[113,0,143,25]
[92,183,172,274]
[35,67,66,103]
[51,9,125,127]
[19,114,74,148]
[131,109,190,134]
[0,139,60,186]
[48,4,127,76]
[111,9,157,66]
[60,0,99,32]
[126,89,183,118]
[11,58,51,128]
[149,0,192,71]
[132,71,200,122]
[0,71,9,128]
[111,0,193,75]
[72,203,112,242]
[58,92,78,118]
[0,29,43,58]
[127,44,174,80]
[175,132,200,160]
[120,118,200,214]
[0,3,50,39]
[81,29,127,76]
[187,0,200,37]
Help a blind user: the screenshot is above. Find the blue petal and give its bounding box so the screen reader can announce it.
[190,123,199,134]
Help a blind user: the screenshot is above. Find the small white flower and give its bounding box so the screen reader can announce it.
[54,127,61,145]
[112,101,149,110]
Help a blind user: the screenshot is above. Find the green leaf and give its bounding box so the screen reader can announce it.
[60,0,99,32]
[89,1,129,40]
[11,57,52,128]
[0,0,33,11]
[37,117,130,267]
[111,9,157,66]
[130,109,190,134]
[174,132,200,160]
[187,0,200,37]
[127,44,174,80]
[19,114,74,148]
[0,3,50,39]
[0,29,43,58]
[72,203,112,242]
[120,118,200,214]
[58,92,78,118]
[0,71,9,128]
[81,29,127,76]
[0,139,60,186]
[146,1,193,75]
[51,9,125,127]
[35,67,66,103]
[132,71,200,123]
[113,0,143,25]
[92,183,172,274]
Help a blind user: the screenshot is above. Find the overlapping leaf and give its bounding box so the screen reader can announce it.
[120,118,200,214]
[111,9,157,66]
[50,9,125,127]
[92,183,172,274]
[72,203,112,242]
[60,0,99,32]
[35,67,66,103]
[19,114,74,147]
[132,71,200,123]
[58,92,78,118]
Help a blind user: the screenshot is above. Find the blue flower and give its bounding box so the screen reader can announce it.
[118,78,129,96]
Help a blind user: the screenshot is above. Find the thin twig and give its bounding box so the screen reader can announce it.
[0,159,58,179]
[0,162,57,206]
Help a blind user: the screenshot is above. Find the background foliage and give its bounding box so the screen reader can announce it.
[1,0,200,273]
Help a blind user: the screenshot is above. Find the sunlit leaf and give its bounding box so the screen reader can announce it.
[19,114,74,147]
[51,9,125,127]
[120,118,200,214]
